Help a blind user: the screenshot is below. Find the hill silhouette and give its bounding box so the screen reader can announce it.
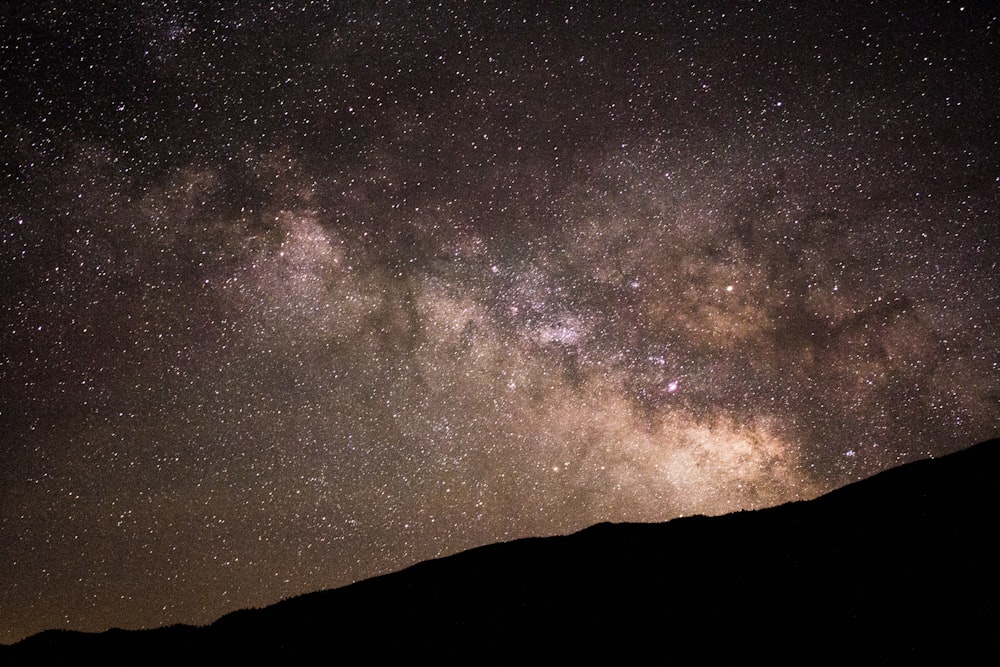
[4,439,997,660]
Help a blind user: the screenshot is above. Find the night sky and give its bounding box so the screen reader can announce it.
[2,1,998,643]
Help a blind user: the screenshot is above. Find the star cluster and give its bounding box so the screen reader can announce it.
[2,1,998,643]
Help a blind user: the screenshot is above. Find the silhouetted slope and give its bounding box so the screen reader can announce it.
[4,439,997,660]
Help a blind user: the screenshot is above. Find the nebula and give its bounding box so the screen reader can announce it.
[1,1,997,643]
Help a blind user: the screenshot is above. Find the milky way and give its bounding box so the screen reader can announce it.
[2,2,998,643]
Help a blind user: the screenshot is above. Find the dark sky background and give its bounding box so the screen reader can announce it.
[2,1,998,643]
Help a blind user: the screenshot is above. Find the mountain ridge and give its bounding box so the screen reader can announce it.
[4,438,997,660]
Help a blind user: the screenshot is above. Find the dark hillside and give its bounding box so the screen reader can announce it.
[5,439,997,661]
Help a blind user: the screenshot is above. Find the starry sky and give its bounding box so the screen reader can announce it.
[2,1,998,643]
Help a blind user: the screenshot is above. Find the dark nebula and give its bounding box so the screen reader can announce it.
[2,1,998,643]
